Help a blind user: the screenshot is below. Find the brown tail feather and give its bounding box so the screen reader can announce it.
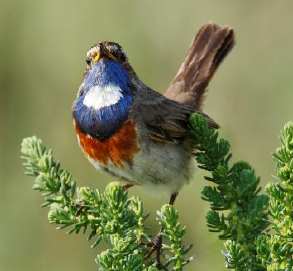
[164,22,235,110]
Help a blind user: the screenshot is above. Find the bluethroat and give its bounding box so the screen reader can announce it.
[72,22,234,205]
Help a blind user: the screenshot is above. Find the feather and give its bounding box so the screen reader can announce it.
[164,22,235,110]
[131,82,218,143]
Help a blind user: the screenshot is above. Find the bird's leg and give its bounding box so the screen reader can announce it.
[123,184,134,190]
[143,192,179,266]
[169,191,178,205]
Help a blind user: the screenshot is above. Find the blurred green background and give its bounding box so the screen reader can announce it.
[1,0,293,270]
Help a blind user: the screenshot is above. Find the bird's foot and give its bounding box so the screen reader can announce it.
[142,192,178,266]
[143,228,163,268]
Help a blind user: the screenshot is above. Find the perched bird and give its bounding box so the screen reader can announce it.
[72,23,234,205]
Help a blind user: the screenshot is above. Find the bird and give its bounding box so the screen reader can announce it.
[72,22,234,206]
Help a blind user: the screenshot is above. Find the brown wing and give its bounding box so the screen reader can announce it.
[131,85,218,144]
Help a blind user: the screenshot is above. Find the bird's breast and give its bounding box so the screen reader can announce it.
[74,119,139,168]
[73,60,134,140]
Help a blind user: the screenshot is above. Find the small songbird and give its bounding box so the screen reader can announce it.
[72,23,234,205]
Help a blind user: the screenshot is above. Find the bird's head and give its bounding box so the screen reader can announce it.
[73,42,136,140]
[83,41,135,78]
[78,41,135,115]
[79,41,137,102]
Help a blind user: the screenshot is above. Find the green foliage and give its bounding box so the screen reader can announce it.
[158,205,194,269]
[21,116,293,271]
[256,122,293,270]
[189,114,270,270]
[188,115,293,270]
[21,136,193,271]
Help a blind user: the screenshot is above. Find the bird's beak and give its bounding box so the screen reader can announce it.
[94,44,116,63]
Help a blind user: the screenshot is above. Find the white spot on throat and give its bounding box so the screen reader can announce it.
[83,84,123,110]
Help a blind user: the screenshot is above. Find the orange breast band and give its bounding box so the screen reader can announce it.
[74,120,139,168]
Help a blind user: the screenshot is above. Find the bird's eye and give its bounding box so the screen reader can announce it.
[86,57,91,65]
[119,52,126,63]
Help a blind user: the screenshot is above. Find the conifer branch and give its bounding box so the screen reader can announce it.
[257,122,293,270]
[21,136,193,270]
[21,116,293,270]
[189,114,270,270]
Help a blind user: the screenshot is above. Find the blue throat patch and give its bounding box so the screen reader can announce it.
[73,59,133,140]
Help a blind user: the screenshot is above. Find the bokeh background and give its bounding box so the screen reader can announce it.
[1,1,293,270]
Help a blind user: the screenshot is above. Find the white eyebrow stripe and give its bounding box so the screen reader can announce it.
[83,84,123,110]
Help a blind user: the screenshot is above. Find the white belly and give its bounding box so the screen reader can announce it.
[81,127,193,195]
